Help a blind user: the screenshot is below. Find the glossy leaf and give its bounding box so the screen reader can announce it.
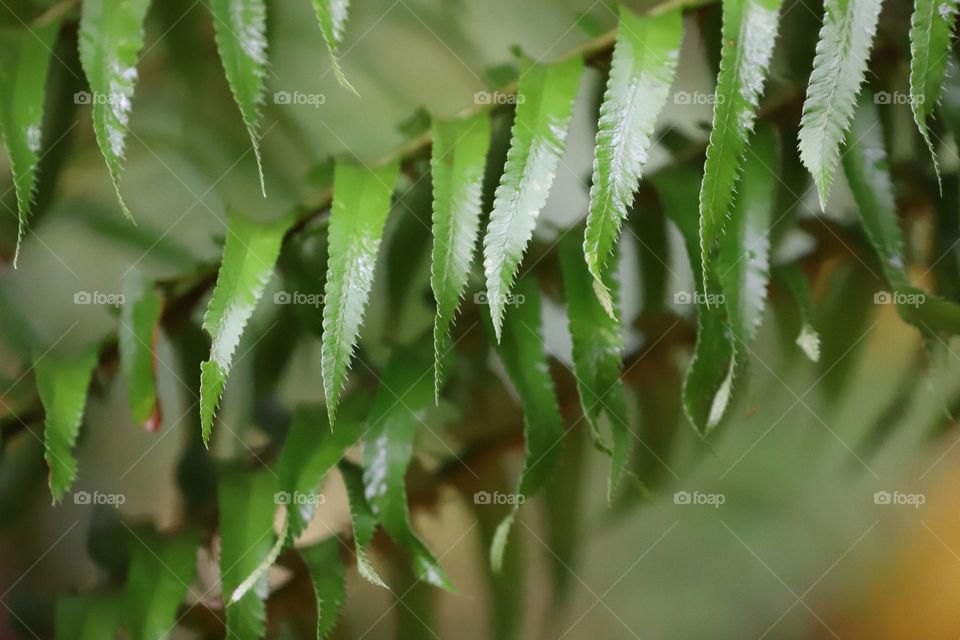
[698,0,782,279]
[339,460,388,588]
[211,0,269,195]
[124,529,199,640]
[430,112,492,399]
[489,274,564,570]
[312,0,358,94]
[0,21,60,265]
[120,269,163,430]
[798,0,884,209]
[300,539,347,639]
[36,348,99,502]
[322,160,399,425]
[78,0,151,219]
[559,230,631,501]
[583,7,682,314]
[362,346,453,590]
[218,467,278,640]
[482,56,583,341]
[200,211,292,445]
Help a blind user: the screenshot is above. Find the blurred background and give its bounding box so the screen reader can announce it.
[3,0,960,638]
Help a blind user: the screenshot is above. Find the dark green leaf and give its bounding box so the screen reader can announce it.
[56,593,122,640]
[120,269,163,430]
[339,459,387,588]
[299,539,346,639]
[124,529,199,640]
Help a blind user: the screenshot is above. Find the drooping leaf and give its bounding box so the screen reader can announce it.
[488,274,564,570]
[218,467,278,640]
[430,112,492,399]
[559,230,631,502]
[0,21,60,265]
[843,94,960,334]
[362,346,453,591]
[698,0,782,279]
[56,593,122,640]
[339,460,388,588]
[583,7,682,315]
[776,261,821,361]
[36,348,99,502]
[798,0,884,209]
[909,0,958,183]
[321,160,399,425]
[482,56,583,340]
[211,0,269,195]
[78,0,151,220]
[299,539,347,640]
[312,0,358,94]
[200,211,292,445]
[120,269,163,430]
[123,529,199,640]
[277,398,368,539]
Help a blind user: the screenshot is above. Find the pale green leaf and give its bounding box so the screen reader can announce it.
[489,274,564,570]
[430,112,492,400]
[300,539,347,639]
[339,460,388,588]
[312,0,358,94]
[698,0,782,279]
[321,160,399,426]
[583,6,682,315]
[798,0,884,209]
[78,0,151,220]
[218,467,278,640]
[559,230,631,502]
[120,269,163,430]
[211,0,269,195]
[124,529,199,640]
[200,211,292,445]
[909,0,958,184]
[35,348,99,502]
[0,21,60,265]
[362,346,454,591]
[482,56,583,340]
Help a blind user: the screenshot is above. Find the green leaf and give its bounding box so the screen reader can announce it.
[120,269,163,430]
[698,0,782,279]
[322,160,399,425]
[277,398,368,538]
[430,113,492,399]
[200,211,292,445]
[584,7,681,315]
[299,539,347,640]
[36,348,99,502]
[776,262,821,361]
[482,56,583,340]
[78,0,151,220]
[798,0,884,209]
[124,529,199,640]
[339,460,388,588]
[211,0,269,195]
[218,467,278,640]
[362,346,454,591]
[56,593,122,640]
[0,21,60,265]
[312,0,358,95]
[842,94,960,334]
[909,0,958,184]
[489,274,564,570]
[559,230,631,502]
